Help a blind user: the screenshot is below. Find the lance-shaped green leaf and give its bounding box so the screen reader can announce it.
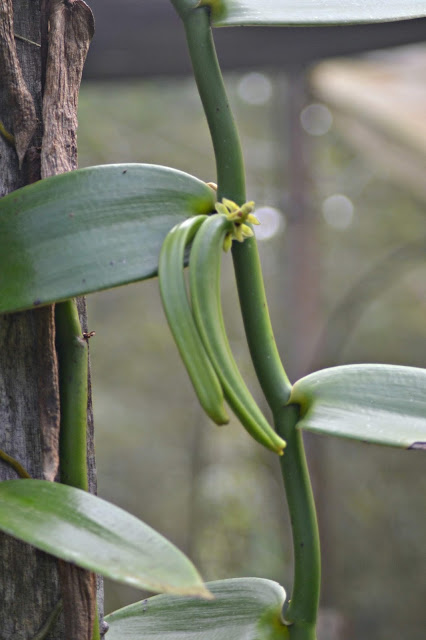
[105,577,289,639]
[0,163,215,314]
[289,364,426,449]
[205,0,426,27]
[0,479,210,598]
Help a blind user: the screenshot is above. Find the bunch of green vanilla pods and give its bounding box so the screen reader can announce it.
[159,194,286,455]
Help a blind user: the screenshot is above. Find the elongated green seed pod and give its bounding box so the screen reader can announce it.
[159,215,229,425]
[189,214,286,455]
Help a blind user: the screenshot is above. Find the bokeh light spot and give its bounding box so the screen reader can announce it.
[254,207,285,240]
[300,103,333,136]
[238,73,273,106]
[322,194,354,230]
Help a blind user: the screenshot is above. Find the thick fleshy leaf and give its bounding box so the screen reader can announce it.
[0,163,215,314]
[290,364,426,448]
[208,0,426,26]
[105,577,289,639]
[0,480,210,598]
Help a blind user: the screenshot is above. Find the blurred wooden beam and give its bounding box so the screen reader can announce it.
[84,0,426,79]
[311,47,426,202]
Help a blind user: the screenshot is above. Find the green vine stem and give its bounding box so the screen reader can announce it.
[173,0,292,410]
[277,405,320,633]
[31,600,63,640]
[55,299,89,491]
[172,2,320,637]
[55,299,101,640]
[0,449,31,478]
[171,0,246,204]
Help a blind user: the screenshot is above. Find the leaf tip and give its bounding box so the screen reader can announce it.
[180,584,214,600]
[408,442,426,450]
[200,586,215,600]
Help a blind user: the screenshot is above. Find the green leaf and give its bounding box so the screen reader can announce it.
[0,163,215,314]
[105,577,289,639]
[290,364,426,448]
[208,0,426,26]
[0,479,210,598]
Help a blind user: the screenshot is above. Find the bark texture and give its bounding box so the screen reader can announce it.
[0,1,96,638]
[0,0,37,166]
[41,0,94,177]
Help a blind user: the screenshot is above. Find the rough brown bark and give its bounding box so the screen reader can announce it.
[0,0,36,166]
[58,562,97,639]
[41,0,94,177]
[0,1,97,638]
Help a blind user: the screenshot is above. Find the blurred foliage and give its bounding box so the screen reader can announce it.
[78,66,426,640]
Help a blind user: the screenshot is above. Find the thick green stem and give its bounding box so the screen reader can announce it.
[174,2,245,203]
[285,622,317,640]
[55,299,89,491]
[173,2,320,636]
[277,405,320,629]
[55,300,101,640]
[177,2,292,408]
[91,610,100,640]
[231,239,292,411]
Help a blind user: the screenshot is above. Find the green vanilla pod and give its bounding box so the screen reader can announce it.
[189,214,286,455]
[159,215,229,425]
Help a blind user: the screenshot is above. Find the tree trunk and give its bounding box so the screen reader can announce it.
[0,1,98,638]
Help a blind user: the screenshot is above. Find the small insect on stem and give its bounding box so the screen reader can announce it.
[82,331,96,341]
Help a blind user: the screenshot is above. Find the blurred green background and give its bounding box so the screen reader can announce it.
[77,57,426,640]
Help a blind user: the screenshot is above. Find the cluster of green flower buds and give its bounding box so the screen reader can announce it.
[215,198,260,251]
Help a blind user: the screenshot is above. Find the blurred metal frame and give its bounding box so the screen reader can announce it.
[84,0,426,79]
